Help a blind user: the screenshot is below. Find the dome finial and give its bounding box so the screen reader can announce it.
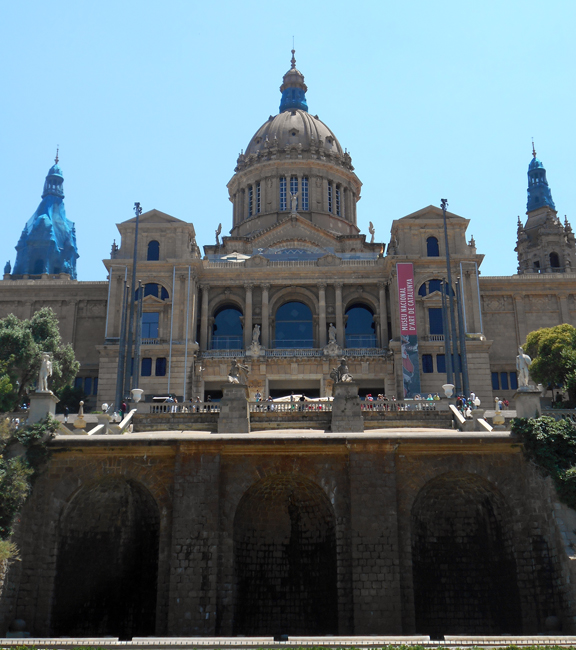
[532,138,536,159]
[291,37,296,69]
[55,145,59,164]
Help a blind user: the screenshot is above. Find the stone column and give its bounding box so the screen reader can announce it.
[378,282,388,348]
[559,294,570,324]
[261,284,270,348]
[200,284,209,351]
[318,283,327,348]
[244,284,253,349]
[335,283,344,347]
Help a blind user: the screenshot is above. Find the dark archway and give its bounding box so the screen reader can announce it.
[411,472,521,638]
[550,252,560,268]
[233,474,338,636]
[52,478,160,639]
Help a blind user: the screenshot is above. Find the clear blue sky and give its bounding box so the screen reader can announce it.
[1,0,575,280]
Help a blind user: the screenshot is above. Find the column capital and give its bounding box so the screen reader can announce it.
[377,281,386,290]
[244,282,254,291]
[261,283,270,291]
[334,282,343,290]
[317,282,327,290]
[200,283,210,292]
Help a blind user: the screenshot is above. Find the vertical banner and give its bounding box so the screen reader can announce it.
[396,263,421,398]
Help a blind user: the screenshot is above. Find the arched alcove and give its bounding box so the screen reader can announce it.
[345,303,376,347]
[52,478,160,639]
[550,252,560,268]
[212,305,243,349]
[233,473,338,635]
[411,472,521,637]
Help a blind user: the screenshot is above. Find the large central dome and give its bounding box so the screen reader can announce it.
[227,51,362,239]
[245,109,344,158]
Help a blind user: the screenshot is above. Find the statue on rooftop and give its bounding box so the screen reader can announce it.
[3,261,11,275]
[369,221,375,243]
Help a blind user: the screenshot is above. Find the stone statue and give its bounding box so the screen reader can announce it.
[215,223,222,246]
[369,222,375,244]
[330,357,354,384]
[252,324,260,344]
[228,358,249,384]
[290,192,298,215]
[516,346,532,388]
[37,352,53,393]
[328,323,337,343]
[4,260,11,275]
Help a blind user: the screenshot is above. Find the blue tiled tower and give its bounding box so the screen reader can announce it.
[12,153,79,279]
[526,144,556,213]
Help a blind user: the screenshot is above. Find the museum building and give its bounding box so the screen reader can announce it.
[2,52,576,641]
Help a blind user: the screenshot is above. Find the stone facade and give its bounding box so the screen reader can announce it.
[1,431,575,637]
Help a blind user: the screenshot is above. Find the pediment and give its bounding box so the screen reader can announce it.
[398,205,467,223]
[123,209,186,225]
[249,214,341,250]
[143,295,166,305]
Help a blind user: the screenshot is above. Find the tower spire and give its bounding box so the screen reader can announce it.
[527,146,555,212]
[532,138,536,159]
[55,146,59,165]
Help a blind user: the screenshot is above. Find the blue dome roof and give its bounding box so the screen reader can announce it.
[47,163,63,178]
[529,156,544,171]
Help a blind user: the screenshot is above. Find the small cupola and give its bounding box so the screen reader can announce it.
[279,49,308,113]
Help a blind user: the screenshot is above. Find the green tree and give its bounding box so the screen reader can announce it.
[0,359,14,413]
[524,324,576,402]
[0,308,80,411]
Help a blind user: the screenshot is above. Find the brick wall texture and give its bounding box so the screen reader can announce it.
[1,433,576,638]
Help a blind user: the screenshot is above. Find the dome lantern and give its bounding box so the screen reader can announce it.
[279,49,308,113]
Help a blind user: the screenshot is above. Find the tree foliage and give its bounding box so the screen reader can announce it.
[0,308,79,411]
[524,324,576,402]
[512,416,576,510]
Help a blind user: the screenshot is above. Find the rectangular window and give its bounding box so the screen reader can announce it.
[290,176,298,210]
[141,358,152,377]
[422,354,434,373]
[336,187,341,216]
[492,371,499,390]
[84,377,92,395]
[142,312,159,339]
[256,182,261,214]
[155,357,167,376]
[280,177,287,211]
[328,181,333,213]
[301,176,309,210]
[74,376,83,390]
[510,371,518,390]
[437,354,446,373]
[500,372,509,390]
[428,308,444,335]
[248,186,253,217]
[93,377,98,395]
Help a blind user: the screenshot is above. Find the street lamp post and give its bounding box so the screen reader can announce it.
[123,202,142,399]
[441,199,461,395]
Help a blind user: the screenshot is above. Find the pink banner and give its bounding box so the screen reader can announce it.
[397,263,417,335]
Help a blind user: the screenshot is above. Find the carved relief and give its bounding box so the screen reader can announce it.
[482,296,513,311]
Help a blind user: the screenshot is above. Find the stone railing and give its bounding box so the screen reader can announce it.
[201,349,245,359]
[342,348,387,357]
[360,399,438,412]
[266,348,323,358]
[249,400,333,413]
[542,408,576,423]
[200,348,387,359]
[149,402,221,414]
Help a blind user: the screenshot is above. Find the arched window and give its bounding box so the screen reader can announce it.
[33,258,45,274]
[550,252,560,268]
[275,301,313,348]
[147,240,160,261]
[427,237,440,257]
[345,304,376,348]
[135,283,169,301]
[212,306,243,349]
[418,279,453,297]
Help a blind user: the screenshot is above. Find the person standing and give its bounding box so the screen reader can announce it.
[121,401,127,419]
